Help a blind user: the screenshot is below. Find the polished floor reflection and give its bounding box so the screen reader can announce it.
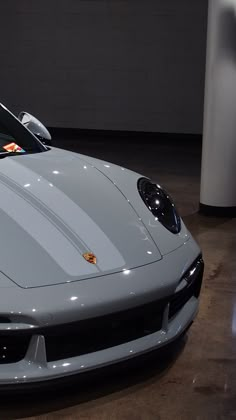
[1,135,236,420]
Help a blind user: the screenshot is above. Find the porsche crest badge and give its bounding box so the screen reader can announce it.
[83,252,97,264]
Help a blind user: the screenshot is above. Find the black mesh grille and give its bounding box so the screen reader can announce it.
[0,317,11,323]
[0,336,31,364]
[44,300,167,362]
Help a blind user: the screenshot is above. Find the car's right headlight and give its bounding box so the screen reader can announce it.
[138,178,181,234]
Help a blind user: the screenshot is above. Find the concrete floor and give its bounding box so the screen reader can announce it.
[1,136,236,419]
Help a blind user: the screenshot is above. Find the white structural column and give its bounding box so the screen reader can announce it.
[200,0,236,216]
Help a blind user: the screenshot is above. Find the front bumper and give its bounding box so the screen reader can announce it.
[0,237,203,385]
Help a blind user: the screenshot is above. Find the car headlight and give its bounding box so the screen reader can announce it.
[138,178,181,234]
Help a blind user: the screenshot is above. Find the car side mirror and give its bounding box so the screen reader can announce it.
[18,111,52,146]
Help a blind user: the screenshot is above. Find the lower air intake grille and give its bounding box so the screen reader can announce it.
[0,336,31,364]
[44,300,166,362]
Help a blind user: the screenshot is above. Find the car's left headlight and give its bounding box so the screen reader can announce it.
[138,178,181,234]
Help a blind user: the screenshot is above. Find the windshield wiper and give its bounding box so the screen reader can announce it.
[0,152,26,159]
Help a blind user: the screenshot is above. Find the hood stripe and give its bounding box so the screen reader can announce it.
[0,181,99,276]
[0,160,125,272]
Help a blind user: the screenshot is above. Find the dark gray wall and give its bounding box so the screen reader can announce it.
[0,1,207,133]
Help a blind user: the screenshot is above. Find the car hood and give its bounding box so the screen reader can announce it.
[0,148,162,288]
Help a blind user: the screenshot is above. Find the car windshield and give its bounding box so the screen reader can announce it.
[0,104,46,155]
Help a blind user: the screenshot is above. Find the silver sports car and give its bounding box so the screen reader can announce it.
[0,103,203,385]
